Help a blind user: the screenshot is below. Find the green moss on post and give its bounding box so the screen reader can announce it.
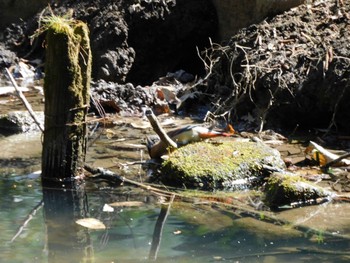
[41,16,92,184]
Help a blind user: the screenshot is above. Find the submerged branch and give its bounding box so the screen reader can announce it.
[10,200,44,243]
[84,162,350,242]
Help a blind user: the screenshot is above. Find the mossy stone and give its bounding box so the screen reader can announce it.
[264,172,334,208]
[161,140,285,190]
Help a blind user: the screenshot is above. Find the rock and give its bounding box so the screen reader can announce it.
[89,5,135,82]
[91,80,155,114]
[0,111,44,133]
[0,44,17,67]
[264,172,335,209]
[160,140,285,190]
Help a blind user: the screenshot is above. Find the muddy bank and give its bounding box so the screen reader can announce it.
[206,0,350,132]
[2,0,218,85]
[1,0,350,133]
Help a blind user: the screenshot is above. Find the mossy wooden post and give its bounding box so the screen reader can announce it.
[41,16,92,185]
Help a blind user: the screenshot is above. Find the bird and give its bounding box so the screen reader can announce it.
[147,125,233,158]
[305,141,350,166]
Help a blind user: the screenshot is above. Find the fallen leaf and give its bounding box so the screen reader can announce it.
[103,204,114,212]
[108,201,144,207]
[156,88,165,100]
[130,122,151,129]
[226,124,235,134]
[105,129,116,139]
[76,218,106,230]
[173,230,182,235]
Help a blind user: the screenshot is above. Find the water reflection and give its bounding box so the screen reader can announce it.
[42,185,93,263]
[1,174,350,262]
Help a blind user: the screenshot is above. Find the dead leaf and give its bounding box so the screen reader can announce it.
[156,88,165,100]
[105,129,116,139]
[103,204,114,212]
[226,124,235,134]
[159,86,178,103]
[108,201,144,207]
[130,122,151,129]
[76,218,106,230]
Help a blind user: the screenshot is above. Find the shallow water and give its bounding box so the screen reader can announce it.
[1,127,350,263]
[1,177,350,263]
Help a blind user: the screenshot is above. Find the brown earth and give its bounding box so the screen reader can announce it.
[2,0,217,85]
[205,0,350,132]
[1,0,350,134]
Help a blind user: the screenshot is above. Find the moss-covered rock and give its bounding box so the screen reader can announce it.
[161,140,285,190]
[264,172,334,209]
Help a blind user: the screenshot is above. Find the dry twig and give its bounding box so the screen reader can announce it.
[5,68,44,132]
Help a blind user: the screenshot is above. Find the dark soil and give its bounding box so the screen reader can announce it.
[1,0,350,133]
[206,0,350,133]
[2,0,217,85]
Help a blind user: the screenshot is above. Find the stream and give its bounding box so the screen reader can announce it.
[0,77,350,262]
[0,124,350,262]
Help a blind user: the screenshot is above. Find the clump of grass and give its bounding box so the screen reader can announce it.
[31,7,76,39]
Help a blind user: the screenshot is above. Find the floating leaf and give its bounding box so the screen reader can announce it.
[108,201,144,207]
[130,122,151,129]
[103,204,114,212]
[173,230,182,235]
[76,218,106,230]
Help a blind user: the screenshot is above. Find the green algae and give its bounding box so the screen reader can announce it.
[161,140,285,190]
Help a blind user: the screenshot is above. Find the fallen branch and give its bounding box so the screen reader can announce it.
[145,109,178,158]
[145,109,177,149]
[84,162,350,243]
[5,67,44,132]
[83,163,173,197]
